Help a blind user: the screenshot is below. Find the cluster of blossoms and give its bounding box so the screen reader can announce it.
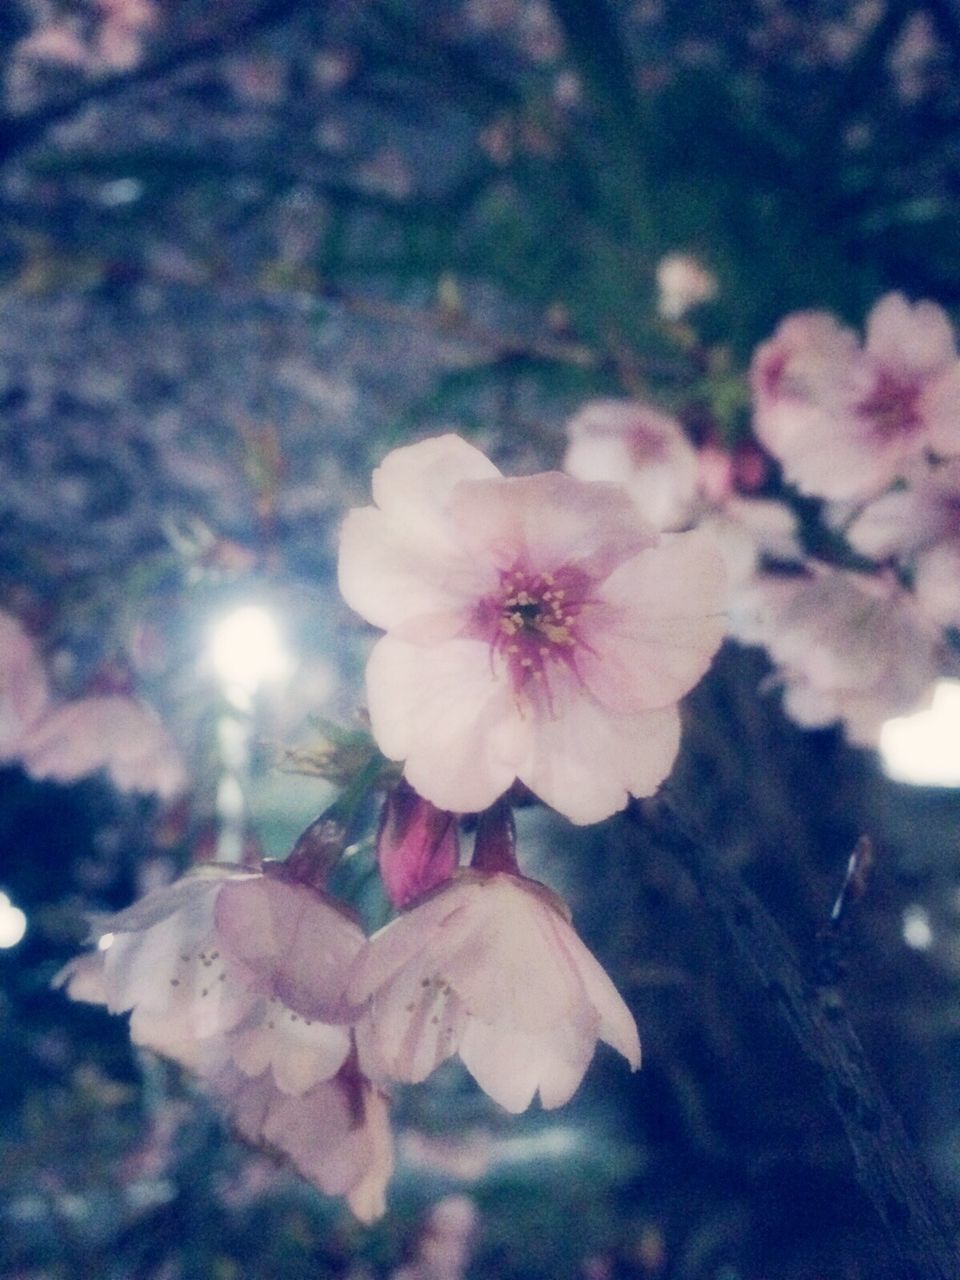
[738,291,960,739]
[47,288,960,1220]
[60,432,730,1217]
[563,291,960,745]
[0,610,185,798]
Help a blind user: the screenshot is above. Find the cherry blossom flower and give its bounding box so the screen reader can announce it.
[377,780,460,909]
[338,434,725,825]
[564,399,699,532]
[729,567,940,744]
[59,867,389,1217]
[19,695,187,798]
[751,294,960,500]
[837,460,960,628]
[0,610,50,762]
[344,870,641,1113]
[59,868,363,1083]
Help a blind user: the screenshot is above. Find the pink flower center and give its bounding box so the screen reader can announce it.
[859,372,921,441]
[474,565,591,693]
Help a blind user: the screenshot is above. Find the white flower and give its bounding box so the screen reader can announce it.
[345,871,641,1114]
[60,868,363,1086]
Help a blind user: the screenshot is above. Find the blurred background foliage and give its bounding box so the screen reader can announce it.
[1,1,960,1277]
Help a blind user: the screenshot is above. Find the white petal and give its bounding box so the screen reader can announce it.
[521,698,681,825]
[337,506,487,635]
[366,635,524,813]
[370,433,501,524]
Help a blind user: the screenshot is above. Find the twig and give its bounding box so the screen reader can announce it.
[630,794,960,1280]
[0,0,307,166]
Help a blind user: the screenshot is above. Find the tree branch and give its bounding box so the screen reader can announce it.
[0,0,308,166]
[630,794,960,1280]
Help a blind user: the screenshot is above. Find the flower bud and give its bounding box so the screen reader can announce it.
[377,780,459,908]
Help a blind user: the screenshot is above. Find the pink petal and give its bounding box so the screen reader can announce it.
[365,635,524,814]
[451,472,654,581]
[521,700,681,826]
[214,876,365,1020]
[581,528,727,714]
[865,292,957,381]
[337,505,489,636]
[370,433,501,524]
[21,696,185,797]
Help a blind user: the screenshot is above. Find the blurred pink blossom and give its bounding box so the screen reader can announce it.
[730,567,940,744]
[223,1061,393,1223]
[345,870,641,1113]
[914,541,960,629]
[751,293,960,500]
[392,1194,479,1280]
[339,434,725,824]
[564,399,700,531]
[0,610,50,762]
[843,459,960,561]
[19,695,187,798]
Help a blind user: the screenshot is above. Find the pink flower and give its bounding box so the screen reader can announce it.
[60,869,392,1218]
[19,695,186,798]
[564,399,699,531]
[752,294,960,501]
[222,1061,393,1223]
[0,611,50,762]
[730,567,940,744]
[338,435,725,824]
[60,869,363,1084]
[377,781,460,909]
[344,870,641,1113]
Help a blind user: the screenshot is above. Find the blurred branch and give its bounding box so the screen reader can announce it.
[0,0,309,166]
[634,795,960,1280]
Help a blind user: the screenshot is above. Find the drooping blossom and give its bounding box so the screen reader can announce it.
[377,780,460,909]
[60,868,363,1077]
[219,1060,393,1223]
[751,293,960,501]
[338,434,725,825]
[655,253,718,321]
[59,866,390,1218]
[564,399,699,531]
[344,869,641,1113]
[19,694,187,798]
[729,566,941,744]
[0,610,50,761]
